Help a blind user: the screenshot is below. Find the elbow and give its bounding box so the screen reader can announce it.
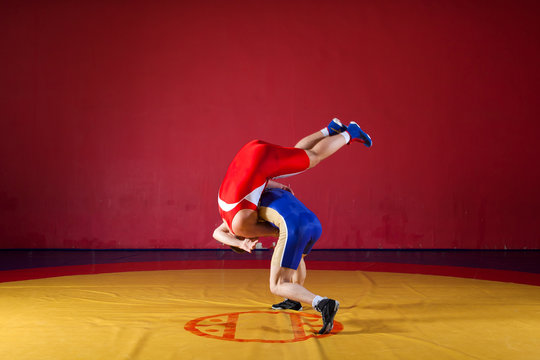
[212,228,223,242]
[212,224,226,242]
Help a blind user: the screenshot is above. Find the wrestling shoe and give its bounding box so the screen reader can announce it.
[315,298,340,334]
[272,299,303,311]
[346,121,372,147]
[327,118,347,135]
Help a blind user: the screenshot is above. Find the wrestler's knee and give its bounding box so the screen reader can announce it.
[269,269,294,295]
[269,277,282,295]
[269,282,280,296]
[270,280,291,296]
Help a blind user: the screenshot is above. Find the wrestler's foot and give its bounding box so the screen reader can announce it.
[346,122,372,147]
[272,299,303,311]
[315,298,339,334]
[327,118,348,135]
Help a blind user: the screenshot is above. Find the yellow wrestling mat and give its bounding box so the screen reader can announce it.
[1,269,539,360]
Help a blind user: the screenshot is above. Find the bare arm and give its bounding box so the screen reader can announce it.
[213,222,259,253]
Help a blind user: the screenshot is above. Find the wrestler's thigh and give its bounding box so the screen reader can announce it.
[269,261,297,287]
[259,143,310,178]
[270,227,303,271]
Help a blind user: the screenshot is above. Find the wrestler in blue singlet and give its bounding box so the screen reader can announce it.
[258,188,322,270]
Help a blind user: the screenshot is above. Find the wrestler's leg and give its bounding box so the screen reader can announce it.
[269,262,315,305]
[304,135,348,168]
[295,118,347,149]
[294,120,348,168]
[270,260,339,334]
[294,118,371,168]
[294,131,325,150]
[272,256,307,309]
[292,256,307,286]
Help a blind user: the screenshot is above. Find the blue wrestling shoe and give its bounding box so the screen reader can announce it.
[327,118,347,135]
[346,122,372,147]
[315,298,340,334]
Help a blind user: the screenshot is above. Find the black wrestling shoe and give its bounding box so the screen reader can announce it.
[271,299,303,311]
[315,298,340,334]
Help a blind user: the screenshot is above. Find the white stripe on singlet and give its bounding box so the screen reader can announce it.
[217,182,267,212]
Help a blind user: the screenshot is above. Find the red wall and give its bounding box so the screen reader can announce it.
[1,1,539,249]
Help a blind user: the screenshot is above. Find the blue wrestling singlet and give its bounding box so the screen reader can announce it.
[258,188,322,270]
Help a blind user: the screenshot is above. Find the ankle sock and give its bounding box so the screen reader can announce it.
[312,295,325,309]
[339,131,351,144]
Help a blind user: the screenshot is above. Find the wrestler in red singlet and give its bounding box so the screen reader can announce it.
[218,140,310,234]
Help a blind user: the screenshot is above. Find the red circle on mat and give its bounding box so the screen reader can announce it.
[184,310,343,343]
